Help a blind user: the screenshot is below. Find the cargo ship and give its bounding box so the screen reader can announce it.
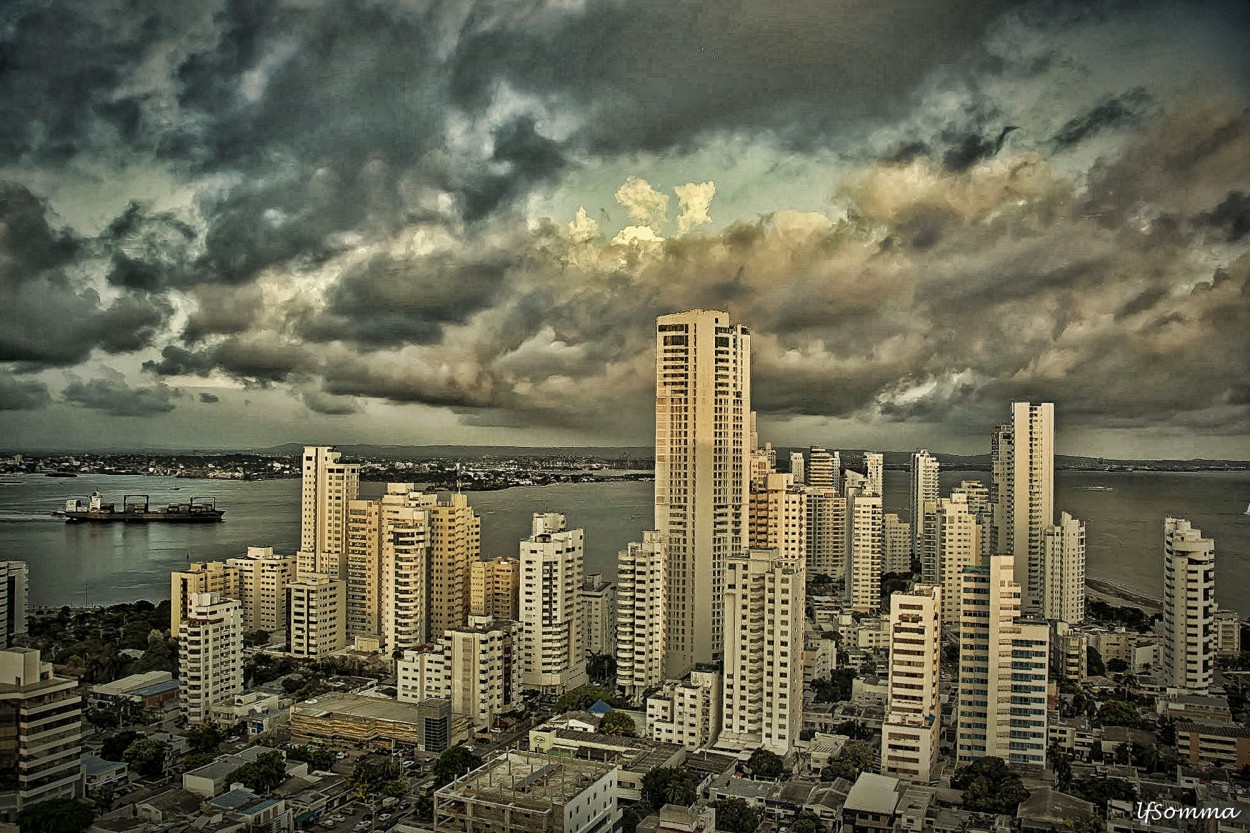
[55,491,224,523]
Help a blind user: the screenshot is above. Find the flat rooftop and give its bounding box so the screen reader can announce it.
[439,751,615,811]
[292,692,426,724]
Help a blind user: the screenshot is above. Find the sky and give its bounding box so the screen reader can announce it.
[1,0,1249,458]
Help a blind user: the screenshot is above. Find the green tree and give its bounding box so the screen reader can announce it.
[708,798,761,833]
[821,741,875,781]
[285,744,336,772]
[600,710,638,737]
[16,799,94,833]
[1067,776,1136,813]
[122,738,170,780]
[587,653,616,684]
[243,629,271,647]
[100,730,139,762]
[791,812,823,833]
[228,750,288,793]
[1106,657,1128,674]
[622,801,655,833]
[431,747,481,789]
[641,767,697,809]
[1094,700,1141,728]
[951,757,1030,814]
[746,748,785,779]
[554,684,615,713]
[186,721,226,755]
[85,707,120,729]
[1071,815,1107,833]
[1087,646,1106,677]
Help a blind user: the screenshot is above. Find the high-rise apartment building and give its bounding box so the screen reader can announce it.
[655,309,751,678]
[747,472,807,565]
[286,574,346,659]
[720,548,804,756]
[804,488,847,581]
[298,446,360,580]
[379,494,434,653]
[790,452,805,485]
[883,513,911,574]
[806,446,837,490]
[909,450,940,562]
[427,493,481,638]
[519,513,587,694]
[920,495,982,627]
[956,554,1049,769]
[845,489,883,612]
[952,479,993,558]
[616,531,668,703]
[1041,512,1086,624]
[990,403,1054,612]
[470,557,521,621]
[0,648,82,820]
[580,574,616,657]
[179,592,243,725]
[444,619,522,730]
[171,561,233,634]
[0,561,28,648]
[864,451,884,497]
[1163,518,1215,695]
[881,585,941,783]
[225,547,297,634]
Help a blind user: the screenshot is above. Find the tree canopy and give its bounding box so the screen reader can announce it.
[600,710,638,737]
[746,748,785,779]
[431,747,482,789]
[641,767,697,810]
[16,799,94,833]
[709,797,761,833]
[951,757,1030,814]
[820,741,875,782]
[227,750,288,793]
[1095,699,1141,728]
[122,737,169,780]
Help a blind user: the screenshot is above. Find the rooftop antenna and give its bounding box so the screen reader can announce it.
[455,463,463,495]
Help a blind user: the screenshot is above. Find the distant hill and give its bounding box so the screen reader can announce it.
[253,443,655,460]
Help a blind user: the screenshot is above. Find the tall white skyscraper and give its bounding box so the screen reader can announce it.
[863,451,884,497]
[298,446,360,580]
[519,513,587,694]
[990,403,1054,612]
[909,450,940,563]
[881,585,941,782]
[616,531,668,703]
[845,489,883,612]
[1041,512,1086,624]
[920,494,982,627]
[1163,518,1215,695]
[654,310,751,678]
[179,592,243,725]
[956,554,1049,769]
[720,548,804,756]
[0,561,29,648]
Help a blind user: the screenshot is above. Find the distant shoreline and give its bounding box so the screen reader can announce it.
[1086,578,1162,613]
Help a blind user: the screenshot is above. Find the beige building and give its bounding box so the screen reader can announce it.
[445,619,522,730]
[519,513,587,694]
[298,446,360,580]
[397,645,449,703]
[883,513,911,575]
[226,547,297,633]
[1,561,28,648]
[864,451,884,497]
[1215,608,1241,658]
[426,493,481,638]
[881,585,941,783]
[1041,512,1086,624]
[909,450,940,563]
[720,547,804,756]
[1163,517,1216,695]
[287,574,346,659]
[804,487,846,581]
[379,490,435,653]
[179,592,243,725]
[170,561,233,634]
[956,554,1049,769]
[920,494,982,627]
[615,531,667,703]
[846,489,883,612]
[991,402,1055,612]
[748,472,807,565]
[0,648,82,820]
[806,446,838,490]
[580,574,616,657]
[647,667,721,750]
[470,557,520,621]
[654,309,751,678]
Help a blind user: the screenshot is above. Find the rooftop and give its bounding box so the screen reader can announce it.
[438,751,616,811]
[844,772,903,816]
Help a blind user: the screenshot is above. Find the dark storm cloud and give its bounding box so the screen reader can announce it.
[0,371,51,411]
[1052,87,1152,147]
[300,389,357,416]
[99,202,200,290]
[143,339,314,384]
[62,376,181,416]
[0,183,173,367]
[1198,191,1250,242]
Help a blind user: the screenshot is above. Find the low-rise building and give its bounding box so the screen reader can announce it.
[1175,720,1250,770]
[841,772,907,833]
[290,693,465,752]
[646,668,721,750]
[88,671,180,711]
[82,755,128,795]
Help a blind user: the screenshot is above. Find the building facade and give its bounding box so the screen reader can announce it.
[990,403,1055,613]
[615,531,668,702]
[1041,512,1086,625]
[0,648,82,821]
[286,574,346,659]
[1162,517,1216,695]
[0,561,28,648]
[519,513,588,694]
[881,585,941,783]
[226,547,297,634]
[580,574,617,657]
[179,592,243,725]
[647,668,721,750]
[909,450,940,564]
[298,446,360,580]
[470,557,521,621]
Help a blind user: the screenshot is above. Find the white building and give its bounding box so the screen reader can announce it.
[1041,512,1086,624]
[0,561,28,648]
[377,491,434,653]
[720,548,804,756]
[883,513,911,575]
[790,452,805,485]
[655,309,751,678]
[298,446,360,580]
[647,668,722,750]
[806,446,837,490]
[0,648,82,820]
[920,494,982,627]
[909,450,940,564]
[286,574,346,659]
[616,531,668,703]
[179,592,243,725]
[170,561,233,634]
[748,472,807,565]
[426,492,481,638]
[863,451,884,497]
[804,487,846,581]
[396,645,449,703]
[519,513,587,694]
[990,403,1055,612]
[1163,517,1216,695]
[225,547,297,634]
[581,574,617,657]
[846,489,883,612]
[881,585,941,783]
[956,554,1049,769]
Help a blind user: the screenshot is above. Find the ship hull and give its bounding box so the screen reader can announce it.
[60,511,224,523]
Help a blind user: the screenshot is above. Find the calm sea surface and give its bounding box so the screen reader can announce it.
[0,469,1246,612]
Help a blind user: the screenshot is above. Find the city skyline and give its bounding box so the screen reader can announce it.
[2,1,1249,459]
